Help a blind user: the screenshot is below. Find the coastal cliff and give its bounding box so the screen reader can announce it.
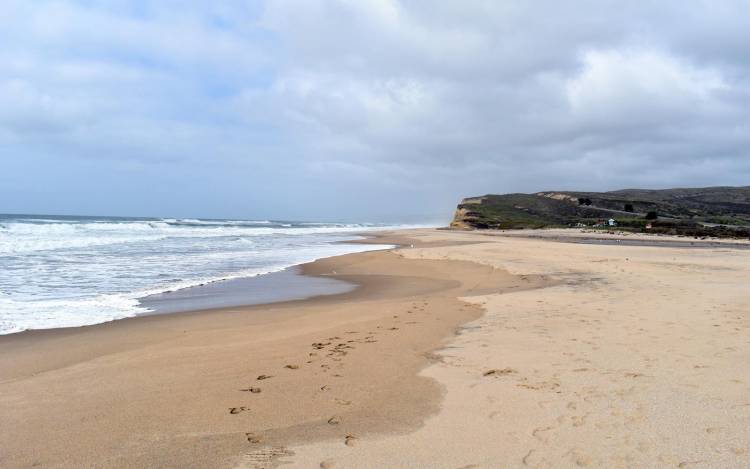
[451,186,750,238]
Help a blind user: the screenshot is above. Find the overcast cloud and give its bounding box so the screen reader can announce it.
[1,1,749,222]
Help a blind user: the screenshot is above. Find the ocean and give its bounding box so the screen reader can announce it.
[0,214,413,334]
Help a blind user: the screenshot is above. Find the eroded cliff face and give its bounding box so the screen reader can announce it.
[535,192,579,204]
[449,208,474,229]
[450,197,485,230]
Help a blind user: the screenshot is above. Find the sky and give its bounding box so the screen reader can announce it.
[1,1,749,223]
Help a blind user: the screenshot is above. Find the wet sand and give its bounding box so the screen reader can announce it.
[2,228,750,468]
[140,266,357,315]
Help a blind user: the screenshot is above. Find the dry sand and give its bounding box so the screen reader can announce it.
[2,229,750,468]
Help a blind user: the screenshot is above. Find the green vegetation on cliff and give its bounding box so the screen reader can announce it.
[451,187,750,238]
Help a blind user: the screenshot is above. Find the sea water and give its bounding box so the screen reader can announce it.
[0,214,411,334]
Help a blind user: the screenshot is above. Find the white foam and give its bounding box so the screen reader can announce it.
[0,219,414,255]
[0,216,427,334]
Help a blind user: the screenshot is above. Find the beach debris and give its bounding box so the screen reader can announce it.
[327,415,341,425]
[483,368,516,377]
[245,432,261,444]
[257,374,273,380]
[344,435,357,447]
[229,407,248,415]
[240,387,262,393]
[285,364,299,370]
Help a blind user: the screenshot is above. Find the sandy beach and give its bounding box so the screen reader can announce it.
[2,228,750,468]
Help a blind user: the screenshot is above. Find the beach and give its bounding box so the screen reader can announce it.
[2,228,750,468]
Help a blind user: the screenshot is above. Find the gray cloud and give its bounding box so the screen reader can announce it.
[1,1,749,221]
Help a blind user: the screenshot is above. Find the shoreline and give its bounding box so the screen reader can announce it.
[7,226,738,338]
[0,231,400,344]
[138,233,402,316]
[0,228,551,468]
[0,233,397,338]
[139,265,357,316]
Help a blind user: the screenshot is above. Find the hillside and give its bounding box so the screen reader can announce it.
[451,187,750,238]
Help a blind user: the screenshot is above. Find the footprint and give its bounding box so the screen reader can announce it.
[257,374,273,380]
[285,364,299,370]
[522,449,536,466]
[532,426,553,442]
[344,435,357,447]
[240,387,262,393]
[229,407,248,415]
[483,368,516,377]
[245,432,261,443]
[328,415,341,425]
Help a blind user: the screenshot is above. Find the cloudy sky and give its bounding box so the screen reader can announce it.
[2,1,749,222]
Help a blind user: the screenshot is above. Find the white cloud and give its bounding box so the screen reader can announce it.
[1,0,750,220]
[566,49,727,119]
